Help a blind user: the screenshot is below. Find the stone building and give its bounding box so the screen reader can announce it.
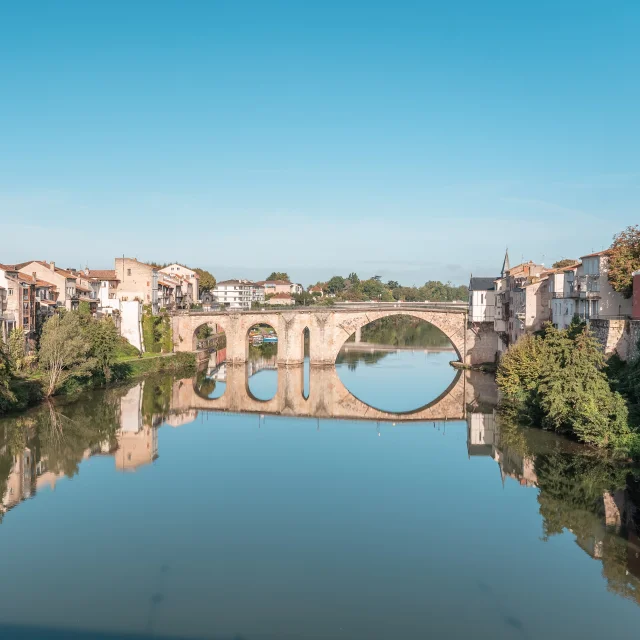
[114,258,159,314]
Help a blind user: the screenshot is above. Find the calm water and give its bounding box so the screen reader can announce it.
[1,332,640,639]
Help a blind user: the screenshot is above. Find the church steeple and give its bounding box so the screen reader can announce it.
[501,248,511,277]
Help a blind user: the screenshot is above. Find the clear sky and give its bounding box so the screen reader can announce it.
[1,1,639,286]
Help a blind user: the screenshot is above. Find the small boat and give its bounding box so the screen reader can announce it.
[263,335,278,343]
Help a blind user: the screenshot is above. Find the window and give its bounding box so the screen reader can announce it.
[127,269,132,276]
[8,289,13,296]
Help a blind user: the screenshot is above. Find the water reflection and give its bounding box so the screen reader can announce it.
[1,351,640,635]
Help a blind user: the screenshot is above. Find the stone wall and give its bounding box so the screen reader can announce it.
[466,321,498,365]
[590,318,640,361]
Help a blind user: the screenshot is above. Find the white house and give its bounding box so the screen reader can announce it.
[572,251,632,321]
[468,277,497,322]
[213,280,253,309]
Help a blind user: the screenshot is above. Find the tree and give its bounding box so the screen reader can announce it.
[552,259,578,269]
[497,323,633,451]
[39,313,95,396]
[0,344,16,413]
[267,272,289,281]
[196,324,213,340]
[387,280,400,289]
[293,291,316,306]
[87,317,119,382]
[326,276,346,294]
[607,225,640,298]
[8,327,26,371]
[347,272,360,285]
[194,268,216,293]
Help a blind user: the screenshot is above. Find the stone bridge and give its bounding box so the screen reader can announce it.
[169,362,468,422]
[171,306,496,365]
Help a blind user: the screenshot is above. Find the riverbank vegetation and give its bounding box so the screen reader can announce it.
[308,274,467,303]
[0,307,195,416]
[497,319,640,456]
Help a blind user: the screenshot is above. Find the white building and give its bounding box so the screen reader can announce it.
[250,283,265,304]
[468,277,497,322]
[159,264,200,302]
[213,280,253,309]
[572,251,632,321]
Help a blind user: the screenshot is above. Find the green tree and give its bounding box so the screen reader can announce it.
[607,225,640,298]
[387,280,400,289]
[326,276,346,294]
[293,291,316,306]
[8,327,26,371]
[347,272,360,285]
[497,323,634,451]
[194,267,216,293]
[39,313,95,396]
[0,343,16,412]
[87,317,120,382]
[267,272,290,281]
[552,258,578,269]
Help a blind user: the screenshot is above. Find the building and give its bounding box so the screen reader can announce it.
[251,282,265,304]
[494,257,546,351]
[82,269,120,314]
[213,280,253,309]
[569,251,633,322]
[0,285,6,342]
[268,292,295,306]
[258,280,301,297]
[309,285,324,298]
[159,264,200,302]
[114,258,159,315]
[15,261,80,311]
[0,264,22,338]
[633,270,640,320]
[468,277,497,322]
[553,265,579,329]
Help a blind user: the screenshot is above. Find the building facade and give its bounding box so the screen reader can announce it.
[468,277,497,322]
[114,258,159,315]
[213,280,253,309]
[159,264,200,302]
[16,261,79,311]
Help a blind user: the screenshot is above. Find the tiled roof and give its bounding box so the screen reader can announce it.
[0,263,18,271]
[75,282,92,292]
[580,250,610,259]
[264,280,291,285]
[270,292,293,299]
[17,261,76,277]
[85,269,118,280]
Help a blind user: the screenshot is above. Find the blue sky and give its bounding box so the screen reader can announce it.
[1,1,639,286]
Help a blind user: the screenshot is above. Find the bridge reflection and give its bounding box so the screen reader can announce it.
[185,361,468,422]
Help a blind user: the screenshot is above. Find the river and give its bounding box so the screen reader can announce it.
[0,319,639,639]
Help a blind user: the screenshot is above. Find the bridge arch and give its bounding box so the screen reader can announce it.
[328,310,465,364]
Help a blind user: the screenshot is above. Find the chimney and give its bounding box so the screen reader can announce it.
[32,272,37,282]
[50,261,55,271]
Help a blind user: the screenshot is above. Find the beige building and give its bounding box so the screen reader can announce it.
[82,269,120,315]
[268,292,295,306]
[114,258,159,314]
[258,280,301,296]
[15,261,80,311]
[494,259,546,351]
[159,264,200,302]
[0,285,6,342]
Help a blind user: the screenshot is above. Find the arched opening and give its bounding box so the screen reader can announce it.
[335,314,457,414]
[246,322,278,401]
[193,322,227,399]
[302,327,310,400]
